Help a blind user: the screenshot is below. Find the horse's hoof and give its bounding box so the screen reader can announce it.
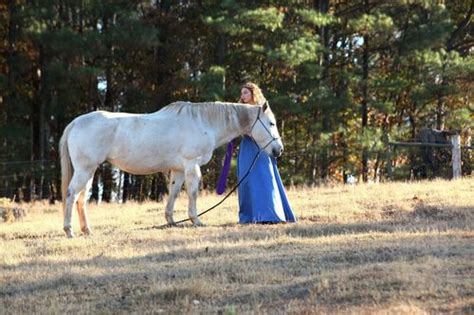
[81,227,93,235]
[165,214,175,226]
[192,219,204,227]
[64,227,74,238]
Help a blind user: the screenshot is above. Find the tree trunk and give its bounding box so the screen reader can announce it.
[436,94,445,130]
[122,172,130,203]
[101,164,112,203]
[293,120,298,176]
[436,62,447,130]
[315,0,330,180]
[361,33,369,182]
[3,1,19,199]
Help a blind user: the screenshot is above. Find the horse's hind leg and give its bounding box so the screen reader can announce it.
[165,170,185,225]
[184,163,203,226]
[64,169,95,238]
[77,177,93,235]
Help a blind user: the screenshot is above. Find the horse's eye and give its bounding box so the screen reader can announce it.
[270,122,275,127]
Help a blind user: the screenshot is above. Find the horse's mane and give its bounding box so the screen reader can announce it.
[158,101,253,127]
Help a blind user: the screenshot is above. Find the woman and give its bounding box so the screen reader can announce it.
[236,82,296,224]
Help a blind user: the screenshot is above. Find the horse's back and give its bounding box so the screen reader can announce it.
[65,109,186,172]
[62,103,236,174]
[64,111,134,166]
[73,110,142,124]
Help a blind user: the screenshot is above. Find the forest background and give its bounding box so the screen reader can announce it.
[1,0,472,203]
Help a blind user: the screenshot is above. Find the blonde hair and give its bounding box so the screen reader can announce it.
[239,82,266,105]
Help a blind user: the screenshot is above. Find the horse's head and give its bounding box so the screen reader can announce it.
[250,102,284,158]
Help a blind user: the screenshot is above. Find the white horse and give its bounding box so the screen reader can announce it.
[60,101,283,237]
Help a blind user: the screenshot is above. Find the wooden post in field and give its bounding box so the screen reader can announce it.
[450,134,461,179]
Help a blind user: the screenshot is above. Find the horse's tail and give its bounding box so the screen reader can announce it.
[60,122,74,213]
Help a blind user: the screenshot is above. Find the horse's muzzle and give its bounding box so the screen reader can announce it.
[272,147,283,158]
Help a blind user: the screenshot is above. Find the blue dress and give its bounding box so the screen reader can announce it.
[237,136,297,224]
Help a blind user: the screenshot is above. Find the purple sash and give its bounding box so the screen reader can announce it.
[216,141,234,194]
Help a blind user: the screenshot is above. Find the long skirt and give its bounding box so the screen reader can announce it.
[237,136,296,224]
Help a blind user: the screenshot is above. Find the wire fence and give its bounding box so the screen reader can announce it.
[387,140,473,180]
[1,141,472,202]
[0,159,52,165]
[0,159,170,202]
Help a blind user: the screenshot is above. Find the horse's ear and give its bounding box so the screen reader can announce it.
[262,100,270,112]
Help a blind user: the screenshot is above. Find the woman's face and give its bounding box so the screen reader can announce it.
[240,87,253,104]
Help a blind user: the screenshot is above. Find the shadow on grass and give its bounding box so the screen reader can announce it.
[1,205,472,312]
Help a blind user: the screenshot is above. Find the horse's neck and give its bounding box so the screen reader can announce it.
[213,104,256,147]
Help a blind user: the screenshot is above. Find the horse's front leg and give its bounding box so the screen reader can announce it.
[165,170,185,225]
[184,163,203,226]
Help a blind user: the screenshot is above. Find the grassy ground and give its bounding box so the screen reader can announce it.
[1,178,473,314]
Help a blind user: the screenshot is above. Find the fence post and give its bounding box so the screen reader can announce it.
[450,134,462,179]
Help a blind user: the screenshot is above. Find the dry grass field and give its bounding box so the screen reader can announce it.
[1,178,473,314]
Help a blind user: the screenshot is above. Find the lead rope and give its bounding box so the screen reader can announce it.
[152,146,262,229]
